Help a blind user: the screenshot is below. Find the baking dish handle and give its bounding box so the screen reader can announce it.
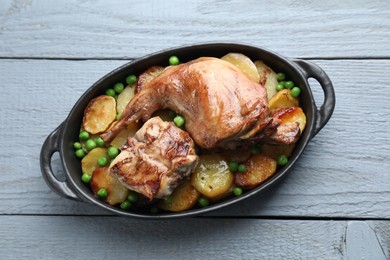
[40,122,82,201]
[292,59,336,138]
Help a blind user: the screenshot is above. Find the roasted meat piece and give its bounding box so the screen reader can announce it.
[109,117,199,200]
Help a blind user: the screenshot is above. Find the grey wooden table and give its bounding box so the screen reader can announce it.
[1,1,389,259]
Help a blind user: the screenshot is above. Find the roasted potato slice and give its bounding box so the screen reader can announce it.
[272,107,306,133]
[221,53,260,83]
[234,154,277,189]
[268,89,299,112]
[83,95,116,134]
[136,66,165,93]
[158,180,200,212]
[81,147,107,176]
[90,166,129,205]
[254,60,278,99]
[191,153,234,199]
[110,122,141,149]
[116,85,135,114]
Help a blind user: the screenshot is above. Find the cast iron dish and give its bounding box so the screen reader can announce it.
[40,43,335,219]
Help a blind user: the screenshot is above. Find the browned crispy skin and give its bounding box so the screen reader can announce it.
[109,117,198,200]
[101,57,269,149]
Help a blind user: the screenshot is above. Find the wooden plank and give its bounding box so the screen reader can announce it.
[0,0,389,59]
[0,59,389,218]
[0,216,349,259]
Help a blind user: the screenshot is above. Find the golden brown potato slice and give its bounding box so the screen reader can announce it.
[191,153,233,199]
[272,106,306,133]
[261,144,295,161]
[83,95,116,134]
[254,60,278,99]
[81,147,107,176]
[158,180,200,212]
[110,122,141,149]
[234,154,277,189]
[136,66,165,93]
[221,53,260,83]
[116,85,135,114]
[268,89,299,112]
[90,166,129,205]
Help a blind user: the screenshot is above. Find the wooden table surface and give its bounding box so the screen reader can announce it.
[1,1,389,259]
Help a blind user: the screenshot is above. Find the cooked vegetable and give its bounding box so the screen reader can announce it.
[95,137,105,147]
[276,83,284,91]
[291,86,301,97]
[120,200,131,210]
[158,180,200,212]
[284,81,294,89]
[268,89,299,112]
[238,164,247,173]
[277,154,288,166]
[272,106,306,133]
[107,146,119,159]
[126,75,137,85]
[114,83,124,94]
[116,85,135,114]
[75,149,85,158]
[228,161,239,172]
[127,192,138,203]
[254,60,278,99]
[83,95,116,134]
[81,147,107,176]
[79,130,90,141]
[173,115,185,128]
[97,156,108,167]
[85,139,97,151]
[97,188,108,199]
[234,154,277,189]
[251,144,262,155]
[191,154,234,199]
[198,197,210,207]
[261,144,295,161]
[73,142,82,149]
[81,173,92,184]
[221,53,260,83]
[169,55,180,65]
[233,187,243,196]
[105,88,115,97]
[276,72,286,81]
[110,122,140,149]
[90,166,129,205]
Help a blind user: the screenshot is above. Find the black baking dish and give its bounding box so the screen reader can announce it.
[40,43,335,219]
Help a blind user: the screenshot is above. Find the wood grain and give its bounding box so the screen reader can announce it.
[0,216,347,259]
[0,0,389,59]
[0,58,389,218]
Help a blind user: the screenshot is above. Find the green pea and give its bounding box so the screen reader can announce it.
[126,75,137,85]
[163,196,173,204]
[198,197,209,207]
[95,137,105,147]
[169,56,180,66]
[277,154,288,166]
[127,192,138,203]
[233,187,243,196]
[79,130,90,141]
[238,164,247,173]
[291,87,301,97]
[173,115,185,128]
[284,81,294,89]
[276,73,286,81]
[228,161,239,172]
[75,149,86,158]
[85,139,97,151]
[276,83,284,91]
[73,142,82,150]
[81,173,92,184]
[114,83,124,94]
[97,156,108,167]
[107,146,119,159]
[105,88,116,97]
[120,200,131,210]
[116,113,121,120]
[97,188,108,199]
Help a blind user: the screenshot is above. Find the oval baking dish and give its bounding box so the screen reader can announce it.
[40,43,335,219]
